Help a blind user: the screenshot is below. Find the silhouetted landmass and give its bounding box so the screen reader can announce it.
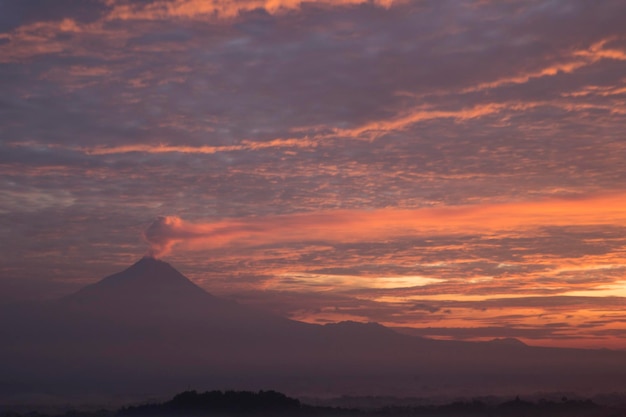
[4,390,624,417]
[375,396,605,417]
[120,390,311,416]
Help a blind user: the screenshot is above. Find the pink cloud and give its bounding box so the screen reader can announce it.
[144,193,626,257]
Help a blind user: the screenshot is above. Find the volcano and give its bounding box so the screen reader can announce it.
[60,257,267,323]
[3,258,626,403]
[66,256,210,305]
[53,258,316,375]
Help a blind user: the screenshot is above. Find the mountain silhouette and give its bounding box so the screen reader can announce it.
[3,258,626,403]
[63,257,216,311]
[67,256,208,302]
[57,257,315,363]
[489,337,527,346]
[61,256,240,321]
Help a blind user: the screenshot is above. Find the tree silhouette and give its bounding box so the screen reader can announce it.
[121,390,301,415]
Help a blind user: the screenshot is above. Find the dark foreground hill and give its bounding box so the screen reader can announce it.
[3,390,625,417]
[3,258,626,403]
[119,390,616,417]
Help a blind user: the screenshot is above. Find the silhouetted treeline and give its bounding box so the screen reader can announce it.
[119,390,335,416]
[3,390,626,417]
[376,396,604,417]
[113,390,626,417]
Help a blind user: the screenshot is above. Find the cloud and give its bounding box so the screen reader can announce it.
[410,303,440,313]
[0,187,75,214]
[3,0,626,347]
[144,193,626,256]
[0,0,109,33]
[143,215,202,258]
[79,138,319,155]
[106,0,397,21]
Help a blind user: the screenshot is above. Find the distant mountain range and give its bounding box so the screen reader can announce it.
[2,257,626,404]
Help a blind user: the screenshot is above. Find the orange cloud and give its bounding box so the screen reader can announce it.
[145,193,626,256]
[81,137,317,155]
[460,38,626,94]
[107,0,397,21]
[334,103,513,139]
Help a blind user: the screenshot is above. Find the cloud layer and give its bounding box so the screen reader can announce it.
[2,0,626,348]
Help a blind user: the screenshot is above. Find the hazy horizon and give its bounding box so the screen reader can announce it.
[2,0,626,351]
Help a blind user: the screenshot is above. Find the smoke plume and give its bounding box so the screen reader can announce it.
[143,216,192,258]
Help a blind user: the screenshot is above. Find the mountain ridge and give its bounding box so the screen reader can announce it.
[3,258,626,402]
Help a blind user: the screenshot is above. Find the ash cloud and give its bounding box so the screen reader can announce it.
[143,215,189,258]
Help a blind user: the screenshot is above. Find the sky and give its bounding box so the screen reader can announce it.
[1,0,626,349]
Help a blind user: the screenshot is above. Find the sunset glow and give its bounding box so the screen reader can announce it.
[2,0,626,349]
